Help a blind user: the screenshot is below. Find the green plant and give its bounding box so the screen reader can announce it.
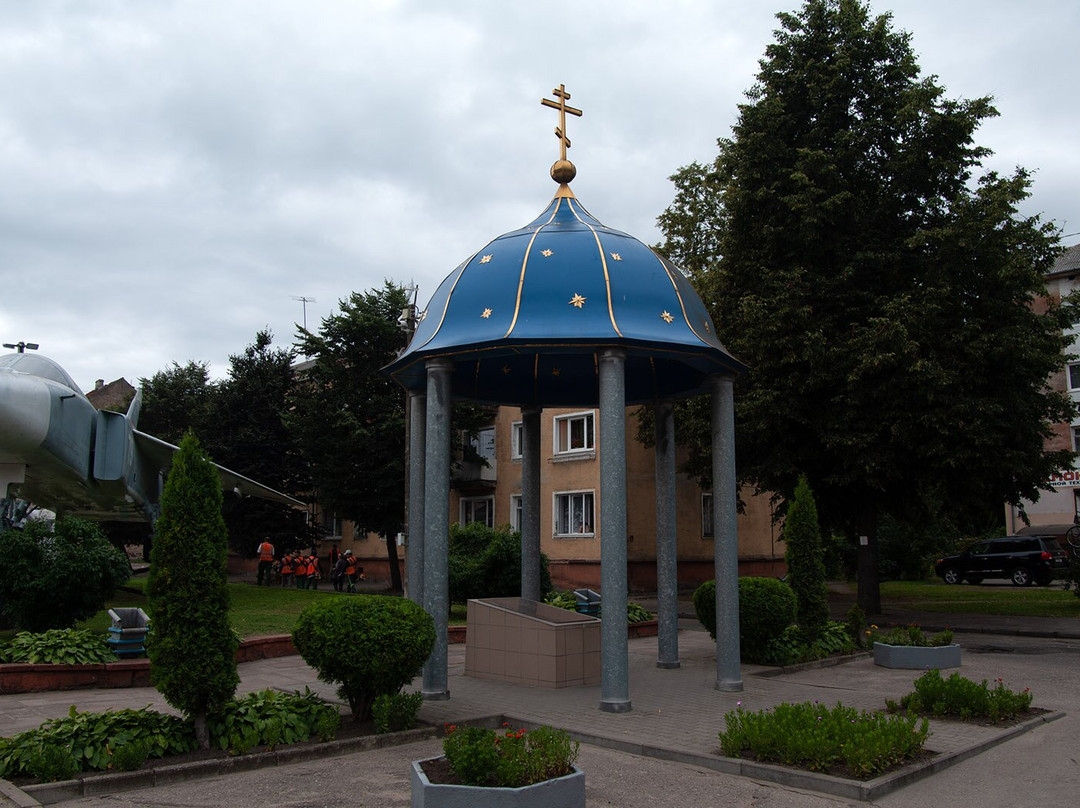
[24,744,80,782]
[0,705,196,779]
[887,670,1033,721]
[719,701,929,779]
[542,591,653,624]
[448,522,553,603]
[692,578,797,663]
[764,621,856,666]
[441,723,579,788]
[147,432,239,748]
[0,629,117,665]
[845,604,868,650]
[292,594,435,720]
[0,516,131,632]
[783,475,829,640]
[108,739,150,771]
[874,624,954,648]
[372,691,424,734]
[206,688,340,754]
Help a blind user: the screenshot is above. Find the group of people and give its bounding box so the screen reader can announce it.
[254,539,365,592]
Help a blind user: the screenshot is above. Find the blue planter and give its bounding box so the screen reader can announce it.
[411,757,585,808]
[873,642,961,669]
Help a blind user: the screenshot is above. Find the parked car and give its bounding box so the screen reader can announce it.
[935,535,1070,586]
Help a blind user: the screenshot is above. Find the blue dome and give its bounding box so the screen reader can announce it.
[386,188,744,406]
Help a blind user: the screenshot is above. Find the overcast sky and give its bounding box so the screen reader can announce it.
[2,0,1078,393]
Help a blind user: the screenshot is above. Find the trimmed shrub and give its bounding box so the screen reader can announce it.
[448,522,552,603]
[292,594,435,720]
[372,691,424,733]
[147,432,238,748]
[0,517,130,632]
[692,577,797,663]
[783,476,829,641]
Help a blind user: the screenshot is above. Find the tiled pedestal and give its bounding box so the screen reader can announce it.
[464,598,601,688]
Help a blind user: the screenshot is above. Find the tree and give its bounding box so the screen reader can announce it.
[290,282,412,592]
[138,361,218,446]
[657,0,1075,613]
[213,330,313,556]
[784,476,829,640]
[0,517,130,631]
[147,432,238,749]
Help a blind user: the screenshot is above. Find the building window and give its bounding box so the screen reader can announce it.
[510,494,522,532]
[701,493,714,539]
[554,490,594,537]
[1070,363,1080,391]
[553,411,595,455]
[321,511,342,539]
[469,426,496,462]
[1072,425,1080,453]
[511,421,523,460]
[461,496,494,528]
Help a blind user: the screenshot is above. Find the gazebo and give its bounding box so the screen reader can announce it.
[386,85,746,712]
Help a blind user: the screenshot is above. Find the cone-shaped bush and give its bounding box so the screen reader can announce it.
[147,432,238,748]
[785,475,829,641]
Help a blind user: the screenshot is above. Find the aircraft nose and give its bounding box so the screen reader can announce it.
[0,369,51,458]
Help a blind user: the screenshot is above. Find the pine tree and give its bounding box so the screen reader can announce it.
[658,0,1074,613]
[784,476,829,641]
[147,431,238,748]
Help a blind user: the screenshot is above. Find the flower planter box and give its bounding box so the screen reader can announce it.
[873,642,961,669]
[411,757,585,808]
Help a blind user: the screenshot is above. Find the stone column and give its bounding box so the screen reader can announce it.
[520,406,542,601]
[407,391,426,606]
[598,348,631,712]
[653,399,679,669]
[712,375,742,691]
[422,359,453,700]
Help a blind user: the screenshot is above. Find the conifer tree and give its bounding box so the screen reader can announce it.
[147,431,238,748]
[784,475,829,641]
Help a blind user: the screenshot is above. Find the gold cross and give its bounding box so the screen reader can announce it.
[541,84,583,162]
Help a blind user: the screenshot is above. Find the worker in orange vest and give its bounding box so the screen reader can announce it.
[343,551,357,593]
[306,555,321,590]
[256,538,275,587]
[279,553,295,588]
[293,554,308,589]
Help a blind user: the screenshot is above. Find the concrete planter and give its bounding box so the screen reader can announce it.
[873,642,961,669]
[411,757,585,808]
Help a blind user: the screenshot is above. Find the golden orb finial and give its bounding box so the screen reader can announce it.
[541,84,583,187]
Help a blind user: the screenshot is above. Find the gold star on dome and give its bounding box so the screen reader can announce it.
[660,310,674,323]
[551,367,561,377]
[704,321,711,333]
[610,252,622,261]
[541,249,553,257]
[502,365,511,375]
[481,308,492,319]
[569,293,586,308]
[479,254,493,264]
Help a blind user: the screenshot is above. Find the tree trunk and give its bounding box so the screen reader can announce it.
[855,507,882,615]
[193,710,210,749]
[385,535,403,593]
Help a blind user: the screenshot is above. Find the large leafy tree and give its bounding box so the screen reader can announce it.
[657,0,1075,612]
[290,282,412,592]
[138,361,218,445]
[147,432,238,748]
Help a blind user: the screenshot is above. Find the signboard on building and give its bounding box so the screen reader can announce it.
[1048,470,1080,487]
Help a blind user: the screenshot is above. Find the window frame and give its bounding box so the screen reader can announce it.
[553,489,595,538]
[510,493,522,532]
[552,410,596,456]
[510,421,523,460]
[701,492,714,539]
[1069,363,1080,391]
[460,496,495,529]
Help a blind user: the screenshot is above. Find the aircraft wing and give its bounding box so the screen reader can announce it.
[132,431,304,507]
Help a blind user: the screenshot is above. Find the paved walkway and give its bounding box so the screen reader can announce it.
[1,597,1077,806]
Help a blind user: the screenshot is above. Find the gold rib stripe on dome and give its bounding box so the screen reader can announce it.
[651,250,712,346]
[412,255,478,353]
[568,198,622,337]
[505,198,563,337]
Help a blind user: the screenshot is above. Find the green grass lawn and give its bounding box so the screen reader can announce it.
[879,579,1080,619]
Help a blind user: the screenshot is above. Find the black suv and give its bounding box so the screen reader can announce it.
[935,536,1069,586]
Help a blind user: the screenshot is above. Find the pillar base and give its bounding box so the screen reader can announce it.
[423,689,450,701]
[599,699,632,713]
[715,679,743,692]
[656,661,681,670]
